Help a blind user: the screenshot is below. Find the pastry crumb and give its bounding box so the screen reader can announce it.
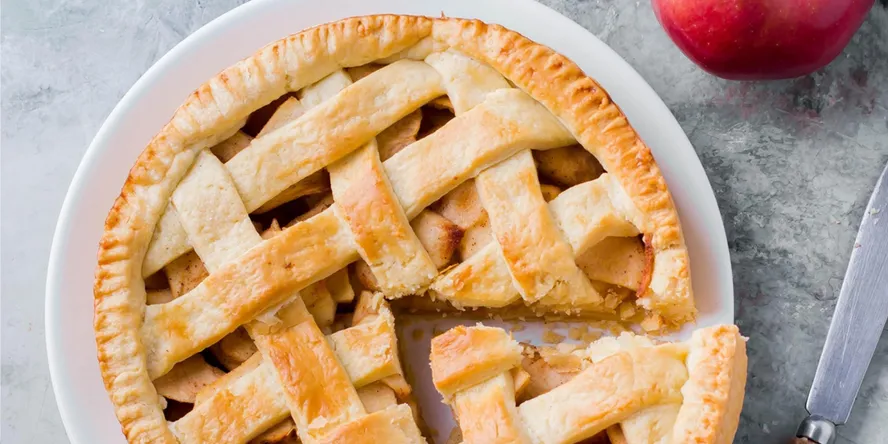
[641,313,663,332]
[582,330,602,343]
[568,325,587,341]
[542,328,565,343]
[618,302,637,320]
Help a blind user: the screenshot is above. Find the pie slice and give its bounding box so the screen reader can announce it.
[92,15,743,444]
[430,324,747,444]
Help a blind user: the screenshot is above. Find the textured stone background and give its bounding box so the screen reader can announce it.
[2,1,887,443]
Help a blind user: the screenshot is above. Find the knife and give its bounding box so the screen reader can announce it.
[795,161,888,444]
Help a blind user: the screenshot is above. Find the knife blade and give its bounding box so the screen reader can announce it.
[797,161,888,444]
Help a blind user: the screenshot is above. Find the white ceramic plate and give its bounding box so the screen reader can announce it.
[45,0,733,442]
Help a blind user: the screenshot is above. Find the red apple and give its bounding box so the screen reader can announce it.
[652,0,875,80]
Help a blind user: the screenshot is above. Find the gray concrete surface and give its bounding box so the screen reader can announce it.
[2,1,887,443]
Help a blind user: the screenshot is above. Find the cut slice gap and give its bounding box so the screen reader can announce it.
[391,297,631,324]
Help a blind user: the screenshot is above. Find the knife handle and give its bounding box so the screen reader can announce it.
[796,415,836,444]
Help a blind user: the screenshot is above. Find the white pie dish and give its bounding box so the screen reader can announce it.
[45,0,733,442]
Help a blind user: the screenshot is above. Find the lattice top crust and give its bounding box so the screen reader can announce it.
[94,15,701,443]
[430,324,747,444]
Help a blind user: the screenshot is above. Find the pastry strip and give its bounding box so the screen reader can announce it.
[171,308,403,443]
[170,358,289,444]
[475,150,599,307]
[313,70,437,296]
[164,124,410,442]
[431,174,637,309]
[155,118,418,442]
[424,50,511,114]
[252,300,365,440]
[671,325,748,444]
[141,90,574,374]
[430,325,523,399]
[143,60,445,276]
[228,60,440,211]
[517,346,687,444]
[317,404,425,444]
[386,89,574,218]
[452,372,531,444]
[331,142,438,297]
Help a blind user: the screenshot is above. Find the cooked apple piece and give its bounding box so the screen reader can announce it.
[357,382,399,412]
[576,236,647,290]
[146,288,174,305]
[434,180,486,229]
[345,64,384,81]
[153,354,225,403]
[353,261,380,293]
[326,268,355,304]
[249,419,299,444]
[209,327,257,371]
[378,110,422,161]
[210,131,253,163]
[534,145,605,187]
[286,194,334,227]
[539,183,562,202]
[411,210,463,269]
[428,96,454,112]
[256,97,305,137]
[457,218,492,261]
[164,250,208,298]
[252,171,329,214]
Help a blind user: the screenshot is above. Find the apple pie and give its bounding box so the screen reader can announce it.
[93,14,745,444]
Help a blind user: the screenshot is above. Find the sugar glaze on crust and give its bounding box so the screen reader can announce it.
[93,15,695,443]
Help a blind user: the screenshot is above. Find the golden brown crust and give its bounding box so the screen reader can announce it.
[432,325,746,444]
[430,325,523,399]
[671,325,748,444]
[430,19,683,251]
[430,18,694,325]
[94,14,694,442]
